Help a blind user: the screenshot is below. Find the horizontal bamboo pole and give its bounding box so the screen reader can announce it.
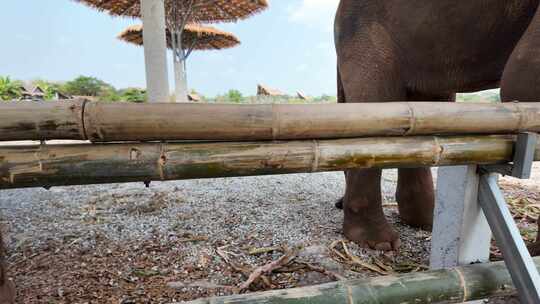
[1,100,540,142]
[0,100,86,141]
[0,135,538,189]
[182,257,540,304]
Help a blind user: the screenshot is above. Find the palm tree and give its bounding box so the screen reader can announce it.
[0,76,22,101]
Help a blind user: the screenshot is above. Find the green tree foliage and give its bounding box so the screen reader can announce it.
[98,88,122,102]
[120,88,147,103]
[64,76,114,97]
[226,89,243,103]
[0,76,23,101]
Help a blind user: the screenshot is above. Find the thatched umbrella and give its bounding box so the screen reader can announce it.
[74,0,268,102]
[77,0,269,22]
[118,23,240,50]
[118,23,240,100]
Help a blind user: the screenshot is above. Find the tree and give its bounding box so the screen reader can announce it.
[98,88,122,102]
[0,76,23,101]
[64,76,114,97]
[226,89,243,103]
[121,88,147,103]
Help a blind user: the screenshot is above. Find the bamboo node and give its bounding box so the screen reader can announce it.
[512,102,526,132]
[80,99,90,141]
[454,267,468,302]
[346,285,354,304]
[157,143,167,180]
[405,102,417,135]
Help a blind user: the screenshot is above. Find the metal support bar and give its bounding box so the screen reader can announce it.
[478,173,540,304]
[476,133,540,304]
[512,132,537,179]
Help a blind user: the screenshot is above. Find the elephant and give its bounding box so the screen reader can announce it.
[334,0,540,253]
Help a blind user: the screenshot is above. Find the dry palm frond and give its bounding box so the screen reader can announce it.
[74,0,268,23]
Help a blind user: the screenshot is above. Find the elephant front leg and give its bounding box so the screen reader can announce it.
[343,169,401,251]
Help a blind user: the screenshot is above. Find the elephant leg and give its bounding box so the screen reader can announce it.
[343,168,400,251]
[335,66,346,210]
[396,168,435,230]
[500,5,540,102]
[336,34,405,250]
[500,6,540,256]
[396,92,455,230]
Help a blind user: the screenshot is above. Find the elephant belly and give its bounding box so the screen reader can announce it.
[386,0,539,93]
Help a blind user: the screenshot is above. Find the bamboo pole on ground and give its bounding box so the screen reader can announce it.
[0,135,538,189]
[1,101,540,142]
[181,257,540,304]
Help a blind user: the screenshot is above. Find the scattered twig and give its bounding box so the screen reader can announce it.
[238,248,298,291]
[341,241,388,275]
[178,235,208,243]
[298,262,346,281]
[216,246,250,275]
[248,246,282,255]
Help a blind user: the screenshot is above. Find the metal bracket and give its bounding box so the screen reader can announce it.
[478,132,540,304]
[479,132,537,178]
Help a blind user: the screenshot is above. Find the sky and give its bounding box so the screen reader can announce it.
[0,0,340,97]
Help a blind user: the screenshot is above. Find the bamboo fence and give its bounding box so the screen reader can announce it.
[1,135,537,189]
[182,257,540,304]
[1,100,540,142]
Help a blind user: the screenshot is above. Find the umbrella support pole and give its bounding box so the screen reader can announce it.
[431,132,540,303]
[140,0,170,103]
[173,50,189,103]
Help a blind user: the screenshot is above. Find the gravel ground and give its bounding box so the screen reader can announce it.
[1,163,538,303]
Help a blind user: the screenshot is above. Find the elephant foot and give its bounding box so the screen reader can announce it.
[529,240,540,257]
[0,280,15,304]
[335,197,344,209]
[343,209,400,251]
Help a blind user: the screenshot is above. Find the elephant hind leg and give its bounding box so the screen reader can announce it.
[396,92,455,230]
[500,6,540,256]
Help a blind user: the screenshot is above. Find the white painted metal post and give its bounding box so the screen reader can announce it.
[141,0,170,103]
[430,166,492,302]
[431,165,492,267]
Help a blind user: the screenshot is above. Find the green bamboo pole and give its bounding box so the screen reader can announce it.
[0,135,537,189]
[1,100,540,142]
[181,258,540,304]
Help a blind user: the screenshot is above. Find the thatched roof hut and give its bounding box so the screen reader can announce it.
[257,84,285,97]
[118,24,240,51]
[55,91,72,100]
[74,0,268,22]
[296,91,309,100]
[19,85,45,101]
[188,93,201,102]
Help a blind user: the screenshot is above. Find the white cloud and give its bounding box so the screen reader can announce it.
[288,0,340,32]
